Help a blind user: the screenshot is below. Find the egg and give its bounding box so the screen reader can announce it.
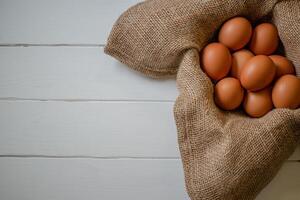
[201,42,232,81]
[243,88,273,118]
[214,77,244,110]
[249,23,279,55]
[240,55,276,91]
[269,55,295,78]
[230,49,254,79]
[218,17,252,50]
[272,74,300,109]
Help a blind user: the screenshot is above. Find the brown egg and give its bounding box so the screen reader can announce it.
[269,55,295,78]
[218,17,252,50]
[272,75,300,109]
[214,77,244,110]
[230,49,254,79]
[240,55,276,91]
[201,42,232,81]
[249,23,279,55]
[243,88,273,118]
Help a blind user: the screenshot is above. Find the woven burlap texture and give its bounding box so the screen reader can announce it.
[105,0,300,199]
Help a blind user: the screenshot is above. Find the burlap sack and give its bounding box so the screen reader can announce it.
[105,0,300,199]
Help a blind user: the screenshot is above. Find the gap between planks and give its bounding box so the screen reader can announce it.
[0,44,105,47]
[0,155,180,160]
[0,155,298,162]
[0,97,175,103]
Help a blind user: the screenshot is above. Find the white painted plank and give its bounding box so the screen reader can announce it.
[289,146,300,161]
[0,158,188,200]
[0,158,299,200]
[0,47,177,100]
[0,0,140,44]
[257,162,300,200]
[0,101,179,157]
[0,101,299,160]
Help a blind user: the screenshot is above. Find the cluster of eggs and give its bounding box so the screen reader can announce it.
[201,17,300,117]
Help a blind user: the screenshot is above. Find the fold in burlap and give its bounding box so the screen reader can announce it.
[105,0,300,199]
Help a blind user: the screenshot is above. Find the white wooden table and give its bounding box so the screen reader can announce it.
[0,1,299,199]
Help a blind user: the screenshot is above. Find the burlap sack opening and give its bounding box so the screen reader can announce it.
[105,0,300,199]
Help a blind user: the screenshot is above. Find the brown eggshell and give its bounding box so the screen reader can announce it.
[272,74,300,109]
[269,55,295,78]
[218,17,252,50]
[243,88,273,118]
[214,77,244,110]
[230,49,254,79]
[240,55,276,91]
[249,23,279,55]
[201,42,232,81]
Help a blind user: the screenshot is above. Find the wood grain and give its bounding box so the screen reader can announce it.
[0,0,140,44]
[0,100,179,157]
[0,158,299,200]
[0,158,188,200]
[0,47,177,100]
